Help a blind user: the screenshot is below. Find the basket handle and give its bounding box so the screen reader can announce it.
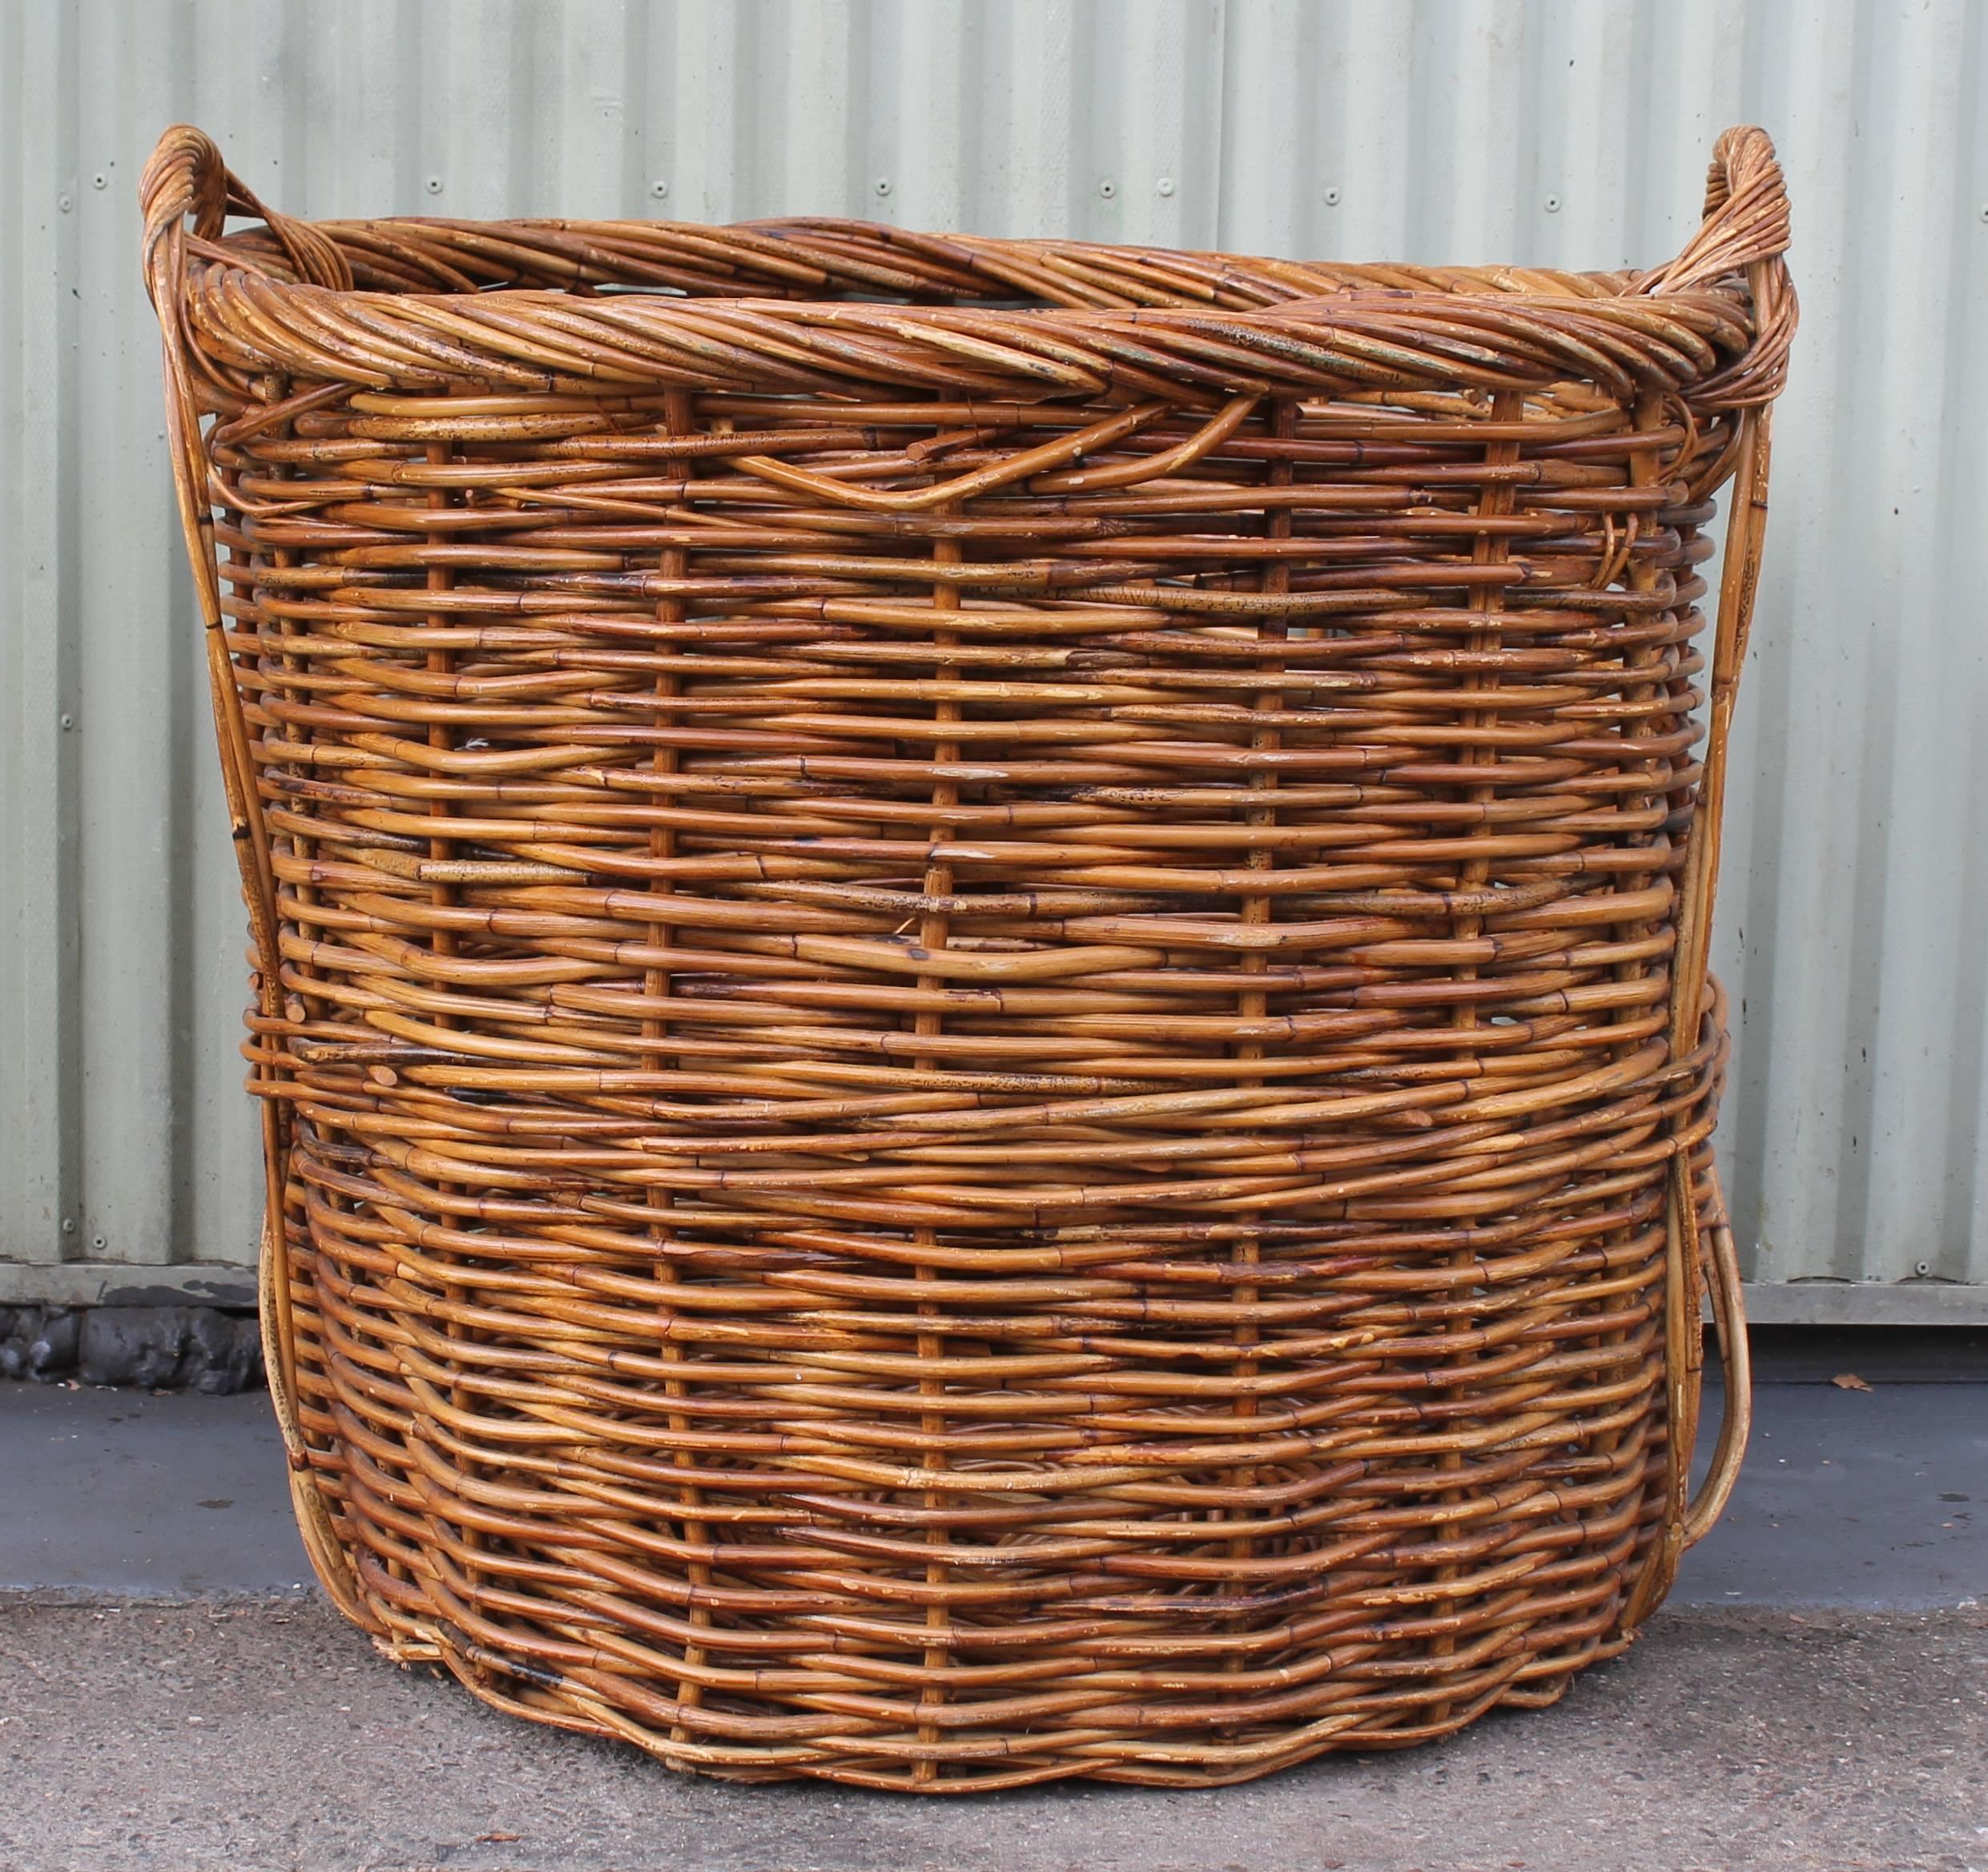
[140,126,350,622]
[1625,133,1786,1606]
[1638,126,1797,408]
[1636,405,1772,1606]
[140,129,375,1624]
[1626,1148,1755,1628]
[1684,1190,1753,1548]
[139,126,349,992]
[1644,126,1792,294]
[141,123,352,292]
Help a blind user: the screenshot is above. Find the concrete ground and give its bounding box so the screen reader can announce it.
[1,1336,1984,1872]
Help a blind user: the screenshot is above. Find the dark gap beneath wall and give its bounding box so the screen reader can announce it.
[0,1306,263,1392]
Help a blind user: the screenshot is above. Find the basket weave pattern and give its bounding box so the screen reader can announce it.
[143,126,1792,1789]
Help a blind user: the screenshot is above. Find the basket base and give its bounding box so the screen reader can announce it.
[272,1451,1681,1792]
[344,1605,1650,1790]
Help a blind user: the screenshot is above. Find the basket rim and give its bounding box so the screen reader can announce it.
[143,124,1796,413]
[217,210,1672,302]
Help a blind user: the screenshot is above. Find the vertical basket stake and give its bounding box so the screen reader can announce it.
[1628,398,1773,1625]
[1620,126,1792,1623]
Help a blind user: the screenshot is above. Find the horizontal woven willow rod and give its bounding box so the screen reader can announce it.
[143,123,1789,1791]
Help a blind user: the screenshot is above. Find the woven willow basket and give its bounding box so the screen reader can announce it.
[143,124,1792,1790]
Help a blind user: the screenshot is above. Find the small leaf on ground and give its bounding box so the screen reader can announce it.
[1832,1371,1873,1391]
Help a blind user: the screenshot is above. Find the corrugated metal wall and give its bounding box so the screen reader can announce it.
[3,0,1983,1318]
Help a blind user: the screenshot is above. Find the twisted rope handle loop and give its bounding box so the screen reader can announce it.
[1639,125,1797,408]
[141,128,349,617]
[142,123,352,289]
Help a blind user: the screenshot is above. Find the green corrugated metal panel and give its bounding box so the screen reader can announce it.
[2,0,1983,1321]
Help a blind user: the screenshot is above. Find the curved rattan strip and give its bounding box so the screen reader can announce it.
[143,123,1789,1790]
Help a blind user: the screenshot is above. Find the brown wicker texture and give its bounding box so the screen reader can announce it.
[142,123,1792,1789]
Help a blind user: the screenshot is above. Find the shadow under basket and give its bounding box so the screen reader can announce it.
[142,123,1792,1790]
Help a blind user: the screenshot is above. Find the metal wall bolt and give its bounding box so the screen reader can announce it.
[92,173,107,190]
[874,177,891,197]
[58,713,74,730]
[61,1217,76,1234]
[91,1234,107,1250]
[425,176,444,195]
[1098,178,1117,200]
[58,193,72,212]
[650,179,670,200]
[1916,1260,1933,1276]
[1544,194,1563,213]
[1323,187,1342,207]
[1155,176,1175,198]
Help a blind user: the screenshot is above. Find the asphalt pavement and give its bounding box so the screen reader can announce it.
[1,1336,1982,1872]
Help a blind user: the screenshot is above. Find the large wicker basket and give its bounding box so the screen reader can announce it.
[143,123,1791,1790]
